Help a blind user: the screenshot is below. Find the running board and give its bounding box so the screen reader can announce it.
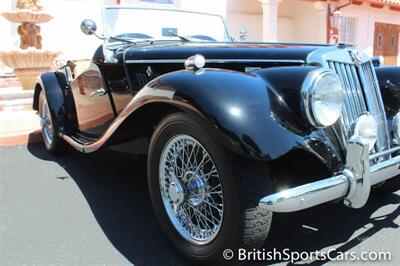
[62,132,100,153]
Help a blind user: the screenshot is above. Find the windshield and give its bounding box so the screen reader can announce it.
[102,7,231,43]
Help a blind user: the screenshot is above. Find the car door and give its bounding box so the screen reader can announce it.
[70,61,115,136]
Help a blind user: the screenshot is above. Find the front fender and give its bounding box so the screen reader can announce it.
[33,72,78,133]
[137,67,342,170]
[375,66,400,116]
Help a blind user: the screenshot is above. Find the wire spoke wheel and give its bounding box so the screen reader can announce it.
[159,134,224,245]
[149,114,272,262]
[40,99,54,145]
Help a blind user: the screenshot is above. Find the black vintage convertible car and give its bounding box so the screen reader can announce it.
[33,6,400,263]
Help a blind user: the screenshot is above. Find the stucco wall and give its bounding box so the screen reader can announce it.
[225,12,262,41]
[278,0,326,44]
[225,0,327,43]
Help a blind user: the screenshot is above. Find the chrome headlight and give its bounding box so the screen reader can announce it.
[302,69,344,128]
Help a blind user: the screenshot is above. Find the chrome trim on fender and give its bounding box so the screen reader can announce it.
[125,59,306,64]
[62,88,201,153]
[259,137,400,213]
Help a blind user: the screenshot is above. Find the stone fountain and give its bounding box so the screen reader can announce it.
[0,0,59,90]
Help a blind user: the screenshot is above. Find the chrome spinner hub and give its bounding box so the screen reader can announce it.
[185,171,207,207]
[168,181,184,205]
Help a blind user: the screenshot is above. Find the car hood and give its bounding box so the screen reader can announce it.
[123,42,333,63]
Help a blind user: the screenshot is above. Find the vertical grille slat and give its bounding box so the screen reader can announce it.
[329,62,351,128]
[327,60,390,155]
[349,65,367,111]
[338,63,358,121]
[344,64,363,115]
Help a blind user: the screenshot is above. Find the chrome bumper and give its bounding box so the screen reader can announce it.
[259,137,400,212]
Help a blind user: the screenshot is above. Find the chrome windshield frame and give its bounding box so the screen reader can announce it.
[101,6,232,42]
[100,6,232,63]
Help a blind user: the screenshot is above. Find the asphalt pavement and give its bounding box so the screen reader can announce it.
[0,142,399,265]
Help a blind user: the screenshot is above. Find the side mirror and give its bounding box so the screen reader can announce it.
[81,19,97,35]
[239,27,249,41]
[371,55,384,67]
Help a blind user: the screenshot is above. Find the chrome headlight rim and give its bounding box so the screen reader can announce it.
[301,68,344,128]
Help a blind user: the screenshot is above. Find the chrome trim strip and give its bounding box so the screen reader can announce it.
[125,59,306,64]
[127,59,188,64]
[62,91,201,153]
[369,146,400,161]
[307,46,371,66]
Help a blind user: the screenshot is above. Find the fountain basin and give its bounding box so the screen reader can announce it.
[0,49,59,90]
[1,11,53,24]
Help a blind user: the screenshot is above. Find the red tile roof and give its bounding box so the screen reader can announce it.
[374,0,400,5]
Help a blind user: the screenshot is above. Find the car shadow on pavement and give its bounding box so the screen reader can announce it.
[258,188,400,265]
[27,141,400,266]
[27,141,191,266]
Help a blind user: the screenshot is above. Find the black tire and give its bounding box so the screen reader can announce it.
[372,175,400,195]
[147,113,272,264]
[38,91,66,154]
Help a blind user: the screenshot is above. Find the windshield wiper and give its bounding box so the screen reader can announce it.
[108,36,154,46]
[109,36,137,44]
[168,31,191,42]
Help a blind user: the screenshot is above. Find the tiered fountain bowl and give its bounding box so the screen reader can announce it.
[0,10,59,90]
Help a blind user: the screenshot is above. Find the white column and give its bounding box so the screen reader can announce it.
[259,0,281,42]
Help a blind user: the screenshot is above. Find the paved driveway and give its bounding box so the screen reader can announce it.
[0,143,399,265]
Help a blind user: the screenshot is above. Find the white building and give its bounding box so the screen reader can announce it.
[227,0,400,65]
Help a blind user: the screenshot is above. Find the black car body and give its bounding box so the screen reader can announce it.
[33,7,400,263]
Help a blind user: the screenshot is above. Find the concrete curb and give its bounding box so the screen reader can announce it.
[0,89,33,101]
[0,130,42,147]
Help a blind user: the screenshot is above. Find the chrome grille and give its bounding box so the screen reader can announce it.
[327,60,390,154]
